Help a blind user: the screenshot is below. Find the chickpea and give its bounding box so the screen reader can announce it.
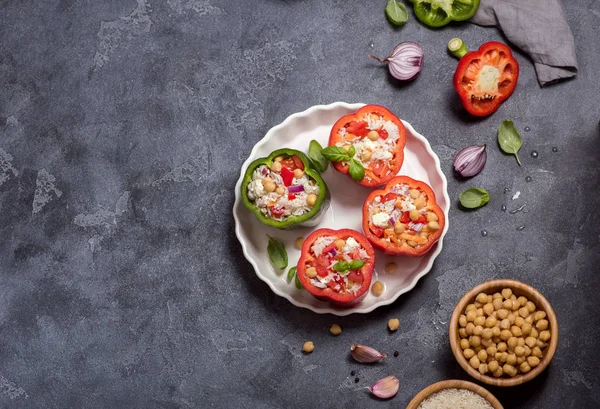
[521,323,532,335]
[306,194,317,206]
[466,303,477,312]
[500,330,512,341]
[517,356,525,365]
[306,267,317,278]
[342,144,351,153]
[512,302,520,312]
[473,326,483,336]
[479,363,489,375]
[515,316,525,327]
[511,326,523,337]
[407,240,418,248]
[520,362,532,373]
[394,222,406,234]
[426,212,438,222]
[527,356,541,367]
[532,347,542,358]
[534,311,547,321]
[497,309,509,320]
[485,316,497,328]
[525,315,534,325]
[536,339,548,348]
[506,354,517,366]
[492,336,501,344]
[517,338,525,347]
[367,130,379,141]
[515,345,525,357]
[469,356,481,369]
[388,318,400,332]
[539,330,551,342]
[487,345,498,356]
[481,338,493,348]
[503,299,513,310]
[427,221,440,231]
[518,307,530,318]
[536,319,549,331]
[478,349,488,362]
[517,296,527,307]
[497,352,508,363]
[463,348,475,359]
[273,156,285,162]
[466,323,475,335]
[293,168,304,179]
[488,360,500,373]
[470,335,481,348]
[492,292,503,300]
[499,319,510,330]
[361,150,372,162]
[371,281,384,296]
[275,186,285,195]
[409,209,420,221]
[526,301,536,313]
[525,337,536,348]
[482,328,493,340]
[270,161,282,172]
[492,298,504,311]
[459,315,467,328]
[476,308,484,317]
[483,303,494,316]
[492,327,501,338]
[414,197,426,209]
[334,239,346,251]
[409,189,420,199]
[501,288,513,299]
[466,310,477,322]
[302,341,315,353]
[385,262,398,274]
[474,316,486,327]
[508,313,517,325]
[493,368,504,377]
[459,328,467,338]
[530,328,539,339]
[497,342,507,352]
[507,337,518,350]
[486,295,494,304]
[524,346,532,357]
[295,236,305,249]
[475,293,487,304]
[264,181,276,192]
[330,324,342,336]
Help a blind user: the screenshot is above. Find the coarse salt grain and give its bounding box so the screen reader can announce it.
[417,388,493,409]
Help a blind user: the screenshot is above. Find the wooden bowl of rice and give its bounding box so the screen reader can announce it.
[406,379,503,409]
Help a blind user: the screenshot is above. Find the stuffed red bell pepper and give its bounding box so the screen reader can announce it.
[325,105,406,187]
[297,228,375,305]
[362,176,445,256]
[453,41,519,117]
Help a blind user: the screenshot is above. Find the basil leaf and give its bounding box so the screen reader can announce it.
[348,159,365,182]
[347,144,356,158]
[321,146,350,163]
[498,119,523,166]
[349,260,366,270]
[332,261,349,272]
[287,266,297,283]
[308,140,329,172]
[267,235,288,269]
[459,188,490,209]
[294,272,304,289]
[385,0,408,26]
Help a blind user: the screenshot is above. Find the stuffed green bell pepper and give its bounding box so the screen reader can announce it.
[409,0,480,28]
[241,148,330,229]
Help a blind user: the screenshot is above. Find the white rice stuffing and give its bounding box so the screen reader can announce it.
[311,236,335,257]
[417,388,494,409]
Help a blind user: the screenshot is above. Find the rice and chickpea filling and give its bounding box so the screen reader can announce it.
[369,183,440,248]
[335,113,401,179]
[246,156,320,221]
[304,236,370,295]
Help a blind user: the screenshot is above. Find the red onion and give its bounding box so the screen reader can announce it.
[454,144,487,178]
[369,42,424,81]
[261,167,268,175]
[287,185,304,193]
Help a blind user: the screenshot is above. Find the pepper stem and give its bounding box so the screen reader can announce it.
[448,38,468,59]
[368,54,388,63]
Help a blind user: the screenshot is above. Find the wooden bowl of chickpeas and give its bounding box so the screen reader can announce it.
[449,280,558,387]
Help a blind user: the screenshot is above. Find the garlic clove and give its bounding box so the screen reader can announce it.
[368,376,399,399]
[350,344,386,363]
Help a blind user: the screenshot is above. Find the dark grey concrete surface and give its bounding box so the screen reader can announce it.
[1,1,599,408]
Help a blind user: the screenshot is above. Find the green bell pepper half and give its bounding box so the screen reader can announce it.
[240,148,330,230]
[409,0,480,28]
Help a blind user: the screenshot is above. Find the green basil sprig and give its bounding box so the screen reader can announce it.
[287,266,297,282]
[294,272,304,289]
[308,140,329,173]
[332,260,366,274]
[267,235,288,269]
[386,0,409,26]
[459,188,490,209]
[321,146,365,182]
[498,119,523,166]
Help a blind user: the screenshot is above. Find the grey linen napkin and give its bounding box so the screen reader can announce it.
[470,0,578,86]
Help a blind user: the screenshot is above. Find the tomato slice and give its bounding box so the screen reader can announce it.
[377,129,388,140]
[347,270,363,283]
[346,121,369,137]
[415,215,427,224]
[315,256,330,277]
[280,167,294,186]
[400,212,410,224]
[382,192,397,202]
[369,224,384,238]
[271,207,284,217]
[292,155,304,170]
